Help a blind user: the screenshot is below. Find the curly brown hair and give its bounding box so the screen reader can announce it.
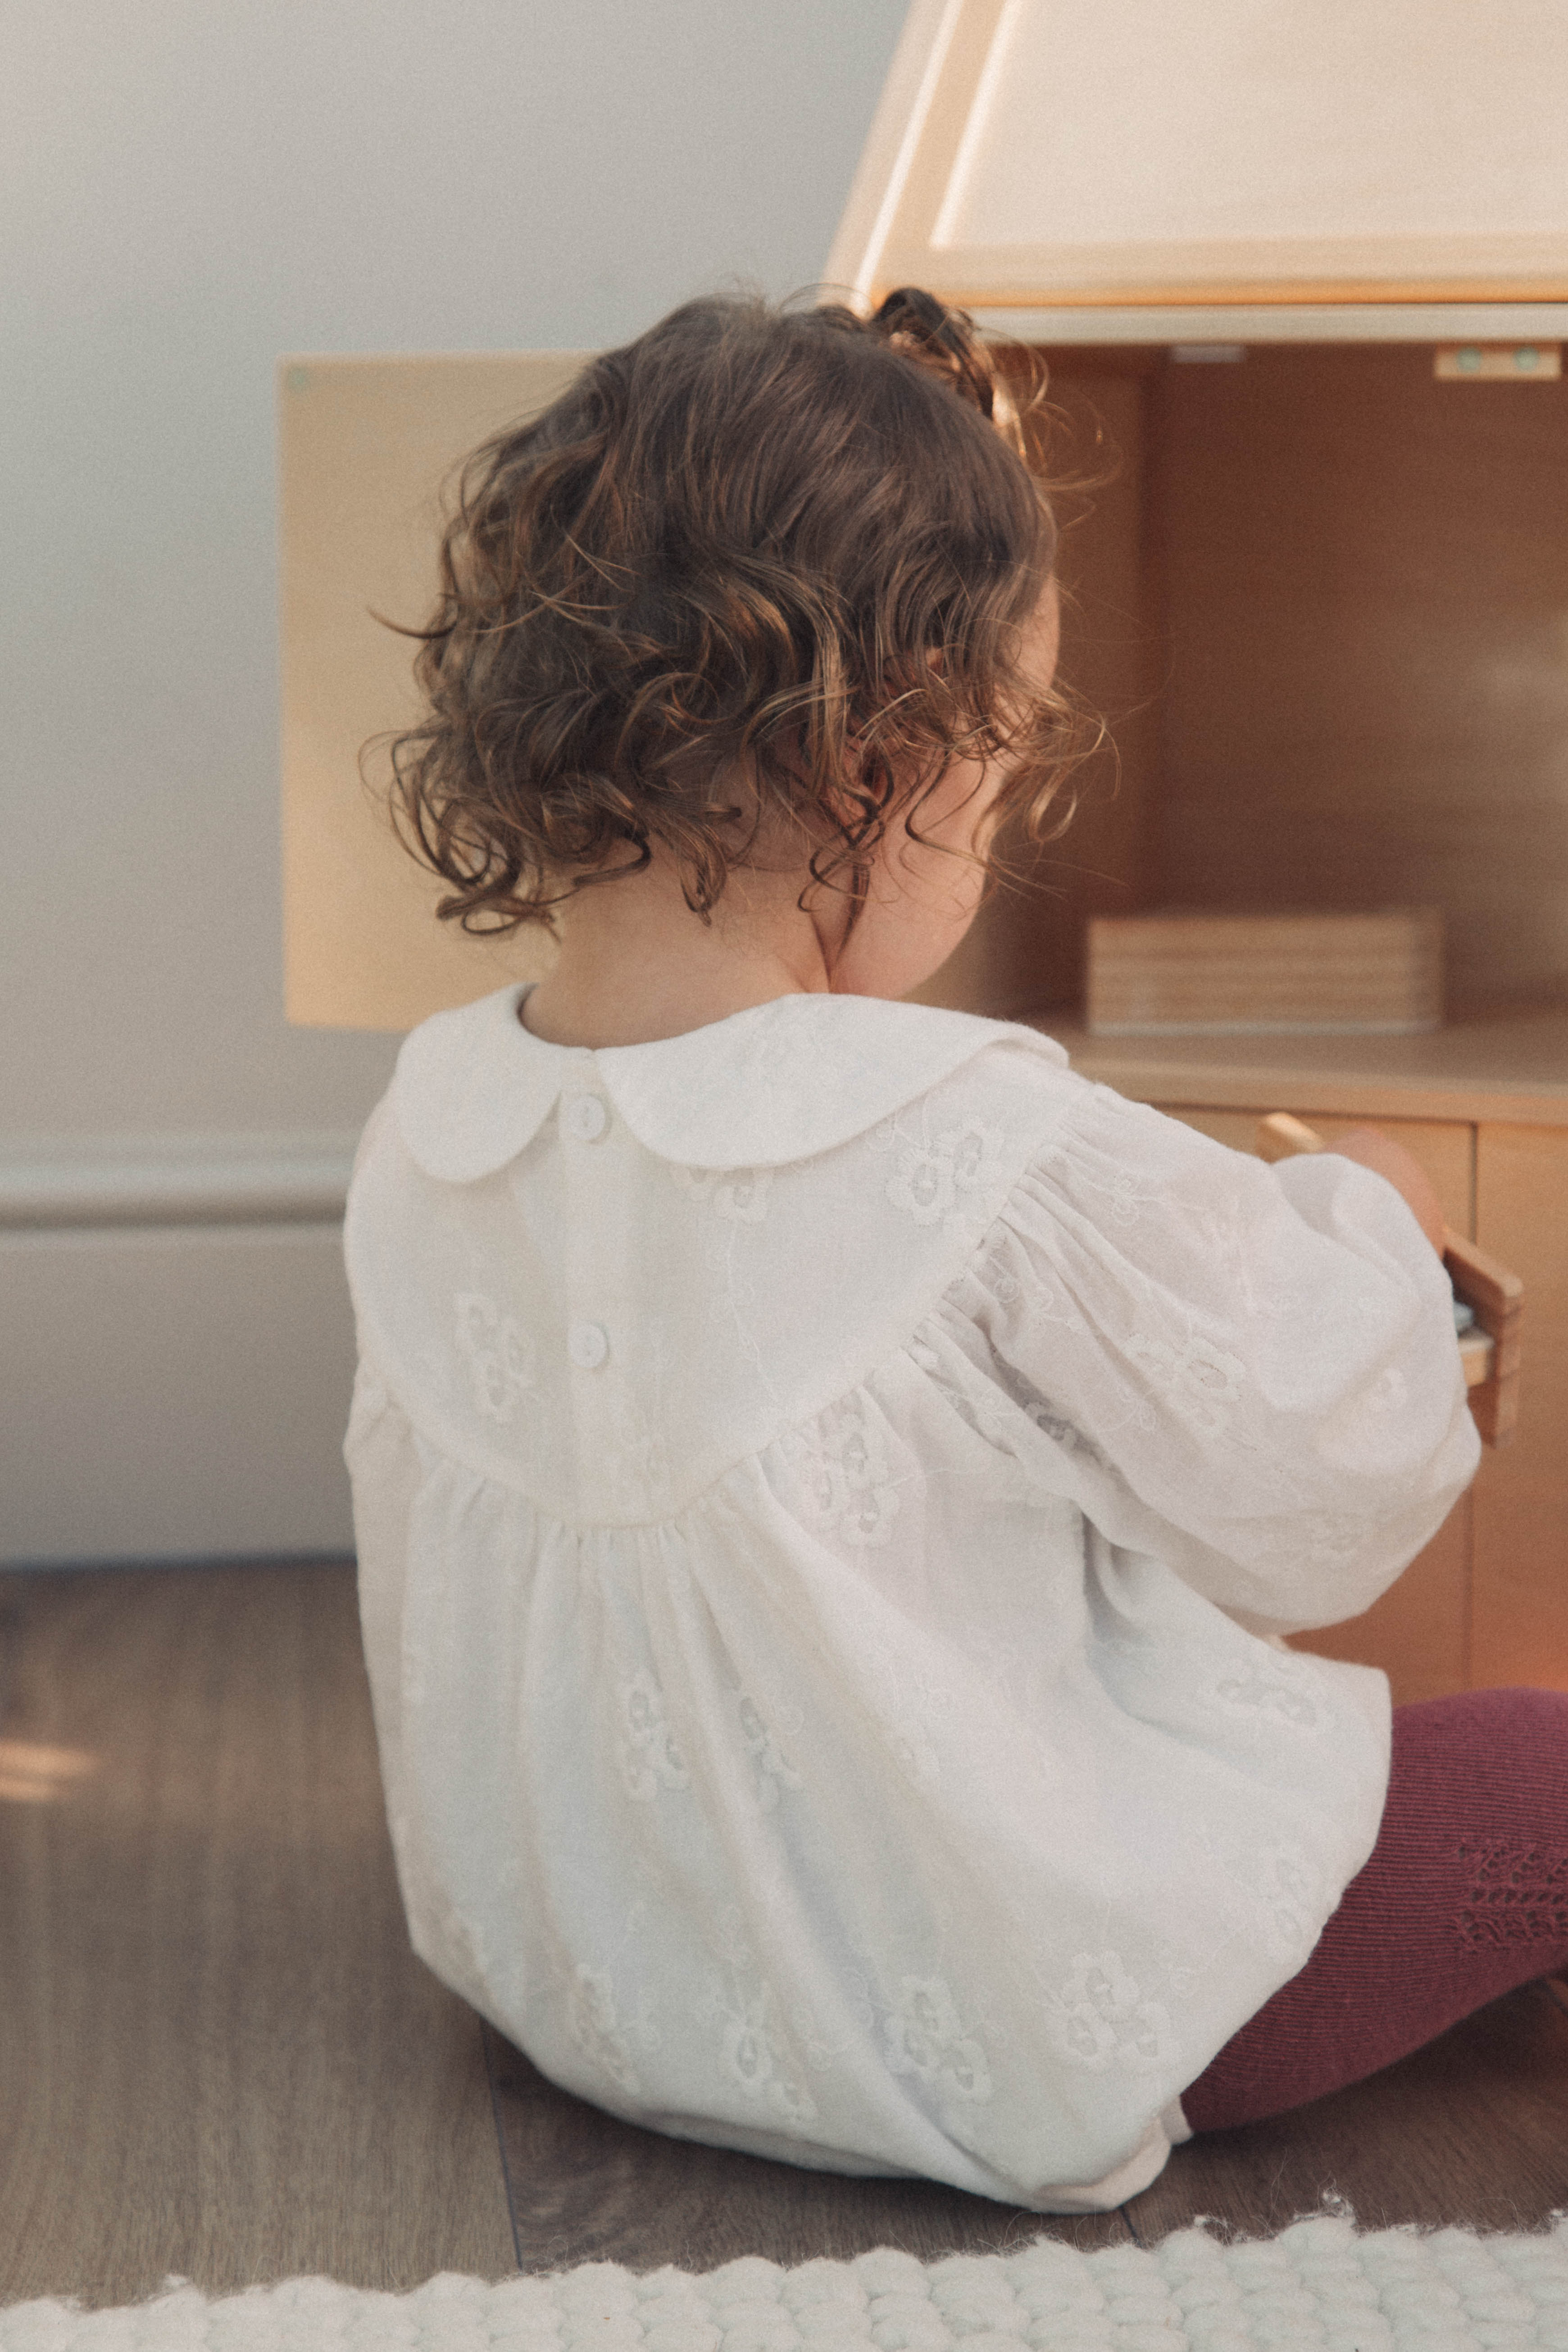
[365,287,1102,940]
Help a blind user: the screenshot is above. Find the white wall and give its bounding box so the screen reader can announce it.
[0,0,909,1565]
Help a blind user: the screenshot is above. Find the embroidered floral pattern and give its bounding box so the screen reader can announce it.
[669,1164,773,1222]
[567,1964,642,2096]
[1048,1099,1155,1230]
[1361,1362,1409,1414]
[1105,1170,1143,1229]
[1248,1843,1327,1962]
[859,1634,944,1789]
[792,1395,901,1548]
[1021,1395,1096,1459]
[617,1667,690,1802]
[699,1907,818,2125]
[1276,1509,1374,1577]
[884,1975,994,2103]
[600,1387,670,1519]
[1047,1951,1172,2074]
[1209,1656,1332,1732]
[886,1122,1005,1232]
[1124,1327,1248,1439]
[717,1986,818,2124]
[735,1691,803,1812]
[452,1290,535,1423]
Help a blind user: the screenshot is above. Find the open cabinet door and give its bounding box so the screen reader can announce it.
[278,352,587,1031]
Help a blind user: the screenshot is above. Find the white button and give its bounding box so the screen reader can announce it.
[563,1094,609,1142]
[568,1320,609,1369]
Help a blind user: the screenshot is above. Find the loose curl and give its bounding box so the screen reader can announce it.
[364,287,1104,940]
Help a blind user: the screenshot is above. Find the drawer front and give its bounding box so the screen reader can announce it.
[1472,1124,1568,1694]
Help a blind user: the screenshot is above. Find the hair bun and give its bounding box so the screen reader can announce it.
[871,287,1026,456]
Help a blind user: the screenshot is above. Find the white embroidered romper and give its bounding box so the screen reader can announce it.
[341,983,1481,2211]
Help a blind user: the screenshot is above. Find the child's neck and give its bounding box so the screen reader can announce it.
[518,849,839,1049]
[518,740,1003,1048]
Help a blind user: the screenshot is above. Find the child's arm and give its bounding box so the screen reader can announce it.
[981,1083,1482,1639]
[1318,1126,1446,1256]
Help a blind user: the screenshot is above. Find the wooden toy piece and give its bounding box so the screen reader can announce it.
[1254,1112,1329,1164]
[1254,1112,1523,1448]
[1442,1229,1525,1448]
[1085,908,1443,1037]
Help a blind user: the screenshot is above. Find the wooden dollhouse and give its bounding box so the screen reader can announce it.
[279,0,1568,1707]
[822,0,1567,1704]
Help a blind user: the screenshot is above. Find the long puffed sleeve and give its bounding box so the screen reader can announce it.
[943,1081,1482,1635]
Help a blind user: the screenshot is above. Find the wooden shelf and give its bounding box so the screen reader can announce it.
[1023,998,1568,1127]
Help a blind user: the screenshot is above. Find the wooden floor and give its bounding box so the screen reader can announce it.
[2,1562,1566,2312]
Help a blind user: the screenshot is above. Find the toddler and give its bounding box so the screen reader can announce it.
[342,289,1564,2213]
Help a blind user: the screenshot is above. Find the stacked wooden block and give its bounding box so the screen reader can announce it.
[1087,910,1444,1036]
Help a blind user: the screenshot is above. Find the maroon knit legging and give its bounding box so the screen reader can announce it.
[1181,1687,1568,2132]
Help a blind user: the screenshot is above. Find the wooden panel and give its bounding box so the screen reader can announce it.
[1152,344,1568,1015]
[827,0,1568,308]
[969,303,1568,347]
[914,365,1160,1017]
[0,1563,516,2308]
[1472,1124,1568,1690]
[280,354,583,1032]
[1030,1004,1568,1129]
[937,0,1568,298]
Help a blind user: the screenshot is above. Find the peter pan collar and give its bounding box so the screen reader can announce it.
[391,983,1071,1181]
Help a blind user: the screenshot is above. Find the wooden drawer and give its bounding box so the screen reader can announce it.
[1472,1124,1568,1694]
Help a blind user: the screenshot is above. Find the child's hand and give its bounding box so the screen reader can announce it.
[1328,1127,1448,1257]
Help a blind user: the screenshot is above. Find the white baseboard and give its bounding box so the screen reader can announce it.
[1,1134,365,1568]
[0,1130,360,1228]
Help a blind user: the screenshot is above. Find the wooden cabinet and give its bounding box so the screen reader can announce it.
[887,308,1568,1709]
[279,354,578,1031]
[909,340,1568,1026]
[1473,1125,1568,1691]
[273,203,1568,1705]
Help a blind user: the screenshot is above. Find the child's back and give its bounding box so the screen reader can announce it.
[345,980,1475,2208]
[341,292,1481,2210]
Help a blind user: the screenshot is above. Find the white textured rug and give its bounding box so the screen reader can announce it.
[5,2215,1568,2351]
